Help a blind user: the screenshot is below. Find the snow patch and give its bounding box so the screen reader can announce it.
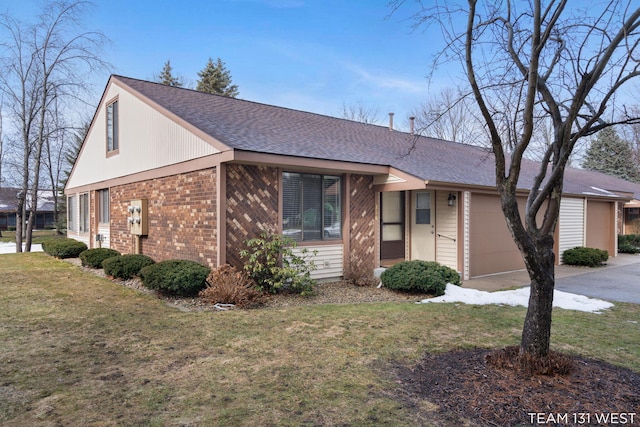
[418,284,614,313]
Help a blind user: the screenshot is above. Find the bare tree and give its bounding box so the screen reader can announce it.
[411,87,484,142]
[0,1,109,251]
[339,100,382,125]
[397,0,640,359]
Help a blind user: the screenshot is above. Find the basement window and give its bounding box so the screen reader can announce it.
[282,172,342,242]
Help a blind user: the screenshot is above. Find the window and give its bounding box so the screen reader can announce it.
[106,99,119,152]
[415,192,431,224]
[282,172,341,241]
[97,189,109,223]
[67,195,76,232]
[79,193,89,233]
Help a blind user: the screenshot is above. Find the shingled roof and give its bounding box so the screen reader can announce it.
[113,75,640,200]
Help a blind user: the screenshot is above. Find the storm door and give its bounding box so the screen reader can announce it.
[380,191,405,260]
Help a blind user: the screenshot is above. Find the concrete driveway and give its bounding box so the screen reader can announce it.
[465,253,640,304]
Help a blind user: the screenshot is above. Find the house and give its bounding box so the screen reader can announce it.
[0,187,56,231]
[64,75,639,281]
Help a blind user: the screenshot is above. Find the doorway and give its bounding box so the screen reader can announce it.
[380,191,405,261]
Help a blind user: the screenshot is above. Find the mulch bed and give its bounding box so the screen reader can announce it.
[392,347,640,426]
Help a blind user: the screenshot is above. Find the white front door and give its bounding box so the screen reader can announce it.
[411,191,435,261]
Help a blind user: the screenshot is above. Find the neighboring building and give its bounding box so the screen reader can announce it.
[64,75,639,280]
[0,187,56,231]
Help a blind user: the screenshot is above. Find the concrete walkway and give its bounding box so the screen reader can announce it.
[464,253,640,293]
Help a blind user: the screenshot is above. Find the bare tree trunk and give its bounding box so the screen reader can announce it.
[520,235,556,357]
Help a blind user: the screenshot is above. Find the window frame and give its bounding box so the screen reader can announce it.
[282,172,342,243]
[106,98,119,154]
[97,189,109,224]
[67,195,76,232]
[79,193,89,233]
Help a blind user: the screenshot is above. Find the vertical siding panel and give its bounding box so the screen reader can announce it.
[558,198,585,261]
[435,191,458,272]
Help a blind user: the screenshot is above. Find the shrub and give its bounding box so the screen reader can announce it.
[562,246,609,267]
[79,248,121,268]
[618,234,640,253]
[344,258,379,287]
[199,264,265,308]
[41,238,88,259]
[380,260,461,296]
[239,230,317,295]
[103,254,155,279]
[139,260,210,296]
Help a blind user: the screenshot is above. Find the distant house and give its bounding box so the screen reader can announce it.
[64,75,639,280]
[0,187,56,231]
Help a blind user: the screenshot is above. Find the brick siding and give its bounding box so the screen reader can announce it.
[225,164,279,269]
[347,174,376,276]
[109,169,217,267]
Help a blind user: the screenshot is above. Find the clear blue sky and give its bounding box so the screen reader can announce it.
[4,0,461,130]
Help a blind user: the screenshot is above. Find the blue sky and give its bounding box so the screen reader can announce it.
[3,0,460,130]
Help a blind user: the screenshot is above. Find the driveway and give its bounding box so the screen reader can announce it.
[555,259,640,304]
[465,254,640,304]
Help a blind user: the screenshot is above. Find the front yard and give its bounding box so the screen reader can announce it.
[1,253,638,426]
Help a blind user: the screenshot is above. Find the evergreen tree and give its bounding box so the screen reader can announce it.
[155,60,183,87]
[582,128,640,183]
[196,58,239,97]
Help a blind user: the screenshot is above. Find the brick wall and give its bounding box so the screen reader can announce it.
[347,174,376,276]
[109,168,217,267]
[225,164,279,269]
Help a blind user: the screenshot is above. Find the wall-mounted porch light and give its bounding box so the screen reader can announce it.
[447,193,457,206]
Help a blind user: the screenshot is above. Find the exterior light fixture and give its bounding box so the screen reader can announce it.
[448,193,457,206]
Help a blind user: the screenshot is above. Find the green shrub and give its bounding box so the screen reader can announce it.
[41,238,88,259]
[380,260,461,296]
[618,234,640,253]
[139,260,210,296]
[79,248,121,269]
[103,254,155,279]
[239,230,317,296]
[562,246,609,267]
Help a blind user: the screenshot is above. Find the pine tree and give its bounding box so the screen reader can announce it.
[156,60,183,87]
[582,128,640,183]
[196,58,239,97]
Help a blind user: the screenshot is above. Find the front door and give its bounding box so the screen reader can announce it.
[411,191,435,261]
[380,192,405,260]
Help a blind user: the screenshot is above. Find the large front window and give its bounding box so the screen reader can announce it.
[282,172,342,241]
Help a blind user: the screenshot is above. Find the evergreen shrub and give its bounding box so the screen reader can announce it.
[79,248,121,268]
[239,230,317,295]
[41,238,88,259]
[380,260,460,296]
[139,260,210,296]
[618,234,640,254]
[103,254,155,279]
[562,246,609,267]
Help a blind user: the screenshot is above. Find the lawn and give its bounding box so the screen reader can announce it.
[1,253,638,426]
[0,229,62,244]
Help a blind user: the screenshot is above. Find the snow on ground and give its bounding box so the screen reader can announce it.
[0,242,43,254]
[419,284,614,313]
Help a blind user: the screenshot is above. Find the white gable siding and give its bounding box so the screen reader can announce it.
[66,83,220,189]
[558,197,585,261]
